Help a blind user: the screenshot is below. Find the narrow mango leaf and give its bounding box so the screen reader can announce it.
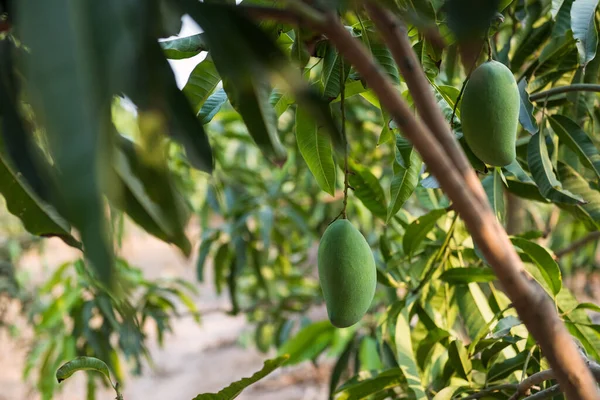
[336,368,406,400]
[455,283,495,341]
[549,115,600,180]
[492,316,522,339]
[527,131,585,204]
[0,136,79,249]
[395,307,427,398]
[19,0,114,283]
[330,335,356,397]
[517,79,539,134]
[387,150,422,223]
[192,355,289,400]
[56,357,112,385]
[199,87,228,125]
[295,106,337,195]
[448,340,472,380]
[277,320,336,365]
[571,0,599,65]
[183,56,221,114]
[269,88,294,117]
[196,230,220,281]
[402,209,447,255]
[440,268,497,284]
[113,136,192,255]
[557,162,600,230]
[370,36,400,85]
[160,33,208,59]
[321,45,350,99]
[557,288,600,359]
[359,337,384,371]
[349,164,387,219]
[223,78,287,165]
[487,352,528,382]
[510,237,562,296]
[482,168,506,223]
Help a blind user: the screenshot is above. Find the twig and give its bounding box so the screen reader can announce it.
[458,384,517,400]
[530,84,600,101]
[522,384,560,400]
[554,232,600,259]
[341,58,349,219]
[509,370,555,400]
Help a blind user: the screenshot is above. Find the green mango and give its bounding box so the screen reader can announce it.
[318,219,376,328]
[461,60,520,166]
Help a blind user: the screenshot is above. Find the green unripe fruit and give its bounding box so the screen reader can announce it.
[460,60,520,167]
[317,219,376,328]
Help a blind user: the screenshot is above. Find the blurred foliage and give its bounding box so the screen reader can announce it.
[0,0,599,399]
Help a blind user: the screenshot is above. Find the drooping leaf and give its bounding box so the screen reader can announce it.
[402,209,447,255]
[192,355,289,400]
[160,33,208,59]
[321,44,350,99]
[557,162,600,230]
[349,164,387,219]
[330,335,357,397]
[455,283,495,341]
[395,307,427,398]
[19,0,114,283]
[482,168,506,223]
[183,56,221,114]
[277,320,336,365]
[448,340,472,380]
[511,237,562,296]
[571,0,600,66]
[491,316,522,339]
[336,368,406,400]
[387,150,422,223]
[370,35,400,85]
[487,352,528,382]
[527,131,585,204]
[295,106,337,195]
[517,79,539,134]
[196,230,220,281]
[549,115,600,180]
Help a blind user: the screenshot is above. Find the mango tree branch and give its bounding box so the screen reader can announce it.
[530,84,600,102]
[310,7,598,400]
[554,231,600,259]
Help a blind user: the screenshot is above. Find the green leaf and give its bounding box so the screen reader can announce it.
[330,335,356,397]
[359,336,384,371]
[455,283,495,341]
[223,78,287,165]
[510,237,562,296]
[196,231,220,281]
[549,115,600,180]
[370,35,400,85]
[395,307,427,399]
[269,88,294,117]
[440,268,497,284]
[402,209,447,255]
[277,320,336,365]
[112,136,192,256]
[183,56,221,114]
[517,79,539,134]
[482,168,506,223]
[56,357,112,385]
[557,162,600,230]
[527,131,585,205]
[387,150,421,223]
[487,352,528,382]
[336,368,406,400]
[349,164,387,219]
[295,106,337,195]
[19,0,114,283]
[321,45,350,99]
[0,147,79,248]
[571,0,599,66]
[160,34,208,59]
[192,355,289,400]
[199,87,228,125]
[448,340,472,380]
[492,316,522,339]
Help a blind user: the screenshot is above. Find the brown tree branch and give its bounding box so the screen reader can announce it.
[323,3,596,400]
[530,84,600,102]
[522,384,561,400]
[509,370,556,400]
[554,231,600,259]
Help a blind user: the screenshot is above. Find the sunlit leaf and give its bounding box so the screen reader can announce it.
[510,237,562,296]
[277,320,336,365]
[387,150,421,223]
[571,0,599,65]
[549,115,600,180]
[402,209,447,255]
[349,164,387,219]
[160,34,208,59]
[440,268,497,284]
[183,56,221,114]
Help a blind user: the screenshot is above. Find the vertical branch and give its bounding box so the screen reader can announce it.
[340,57,349,219]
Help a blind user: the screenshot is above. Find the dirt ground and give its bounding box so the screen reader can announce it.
[0,222,330,400]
